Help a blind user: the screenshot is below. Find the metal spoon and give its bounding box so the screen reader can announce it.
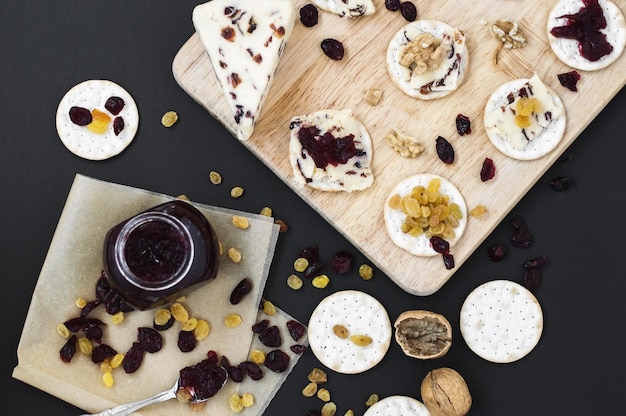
[80,366,228,416]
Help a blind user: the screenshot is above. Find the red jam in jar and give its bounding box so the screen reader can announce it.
[103,200,220,310]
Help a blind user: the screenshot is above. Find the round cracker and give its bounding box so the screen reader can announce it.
[484,77,565,160]
[383,173,467,257]
[547,0,626,71]
[364,395,431,416]
[460,280,543,363]
[307,290,391,374]
[56,80,139,160]
[289,109,374,192]
[387,20,469,100]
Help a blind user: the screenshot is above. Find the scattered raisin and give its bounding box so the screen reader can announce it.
[300,245,320,261]
[259,325,282,348]
[82,318,105,342]
[510,218,532,248]
[435,136,454,164]
[442,252,455,269]
[523,267,542,290]
[122,342,145,373]
[385,0,401,11]
[487,244,507,262]
[91,344,118,364]
[264,349,291,372]
[239,361,264,380]
[330,251,353,274]
[549,176,574,191]
[230,278,252,305]
[286,320,306,341]
[113,116,124,136]
[80,300,101,317]
[430,236,450,254]
[105,96,125,115]
[400,1,418,21]
[63,317,84,333]
[456,114,472,135]
[252,319,270,333]
[524,256,548,269]
[59,335,77,363]
[69,106,92,126]
[557,70,581,92]
[480,157,496,181]
[178,329,198,352]
[291,344,307,354]
[299,4,319,27]
[321,38,345,60]
[222,356,244,382]
[206,350,219,365]
[304,260,325,279]
[137,327,163,353]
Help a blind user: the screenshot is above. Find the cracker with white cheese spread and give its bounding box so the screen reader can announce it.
[484,74,566,160]
[193,0,295,141]
[289,109,374,192]
[387,20,469,100]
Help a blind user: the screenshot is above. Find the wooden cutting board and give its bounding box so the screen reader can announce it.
[173,0,626,295]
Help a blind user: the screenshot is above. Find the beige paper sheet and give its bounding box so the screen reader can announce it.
[12,174,305,415]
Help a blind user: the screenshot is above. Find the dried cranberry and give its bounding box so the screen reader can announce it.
[430,236,450,254]
[286,320,306,341]
[299,4,319,27]
[259,325,282,348]
[63,317,84,333]
[252,319,269,333]
[385,0,401,11]
[206,350,219,365]
[549,0,613,62]
[113,116,124,136]
[69,106,92,126]
[330,251,353,274]
[238,361,264,380]
[400,1,417,21]
[549,176,574,191]
[456,114,472,135]
[179,361,228,400]
[304,260,325,279]
[321,38,345,60]
[290,344,307,354]
[59,335,77,363]
[105,96,125,115]
[523,256,548,269]
[80,300,101,317]
[511,218,529,233]
[442,252,455,270]
[480,157,496,182]
[221,357,244,382]
[95,274,111,302]
[137,327,163,353]
[230,278,252,305]
[264,349,291,372]
[511,231,532,248]
[91,343,117,363]
[177,330,198,352]
[82,318,105,342]
[435,136,454,164]
[523,267,542,290]
[487,244,507,262]
[557,70,581,91]
[122,342,145,373]
[299,245,320,261]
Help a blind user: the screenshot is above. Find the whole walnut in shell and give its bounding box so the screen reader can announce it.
[421,367,471,416]
[394,310,452,359]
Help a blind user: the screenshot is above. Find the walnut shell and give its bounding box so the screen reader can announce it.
[420,367,472,416]
[394,310,452,359]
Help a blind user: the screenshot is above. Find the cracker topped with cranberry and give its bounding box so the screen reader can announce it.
[288,109,374,192]
[387,20,469,100]
[55,80,139,160]
[548,0,626,71]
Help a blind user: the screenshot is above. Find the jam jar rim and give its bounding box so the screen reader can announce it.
[114,211,194,291]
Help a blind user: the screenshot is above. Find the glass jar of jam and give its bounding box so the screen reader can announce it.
[103,200,220,310]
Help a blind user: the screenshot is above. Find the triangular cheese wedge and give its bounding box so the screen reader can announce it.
[193,0,295,141]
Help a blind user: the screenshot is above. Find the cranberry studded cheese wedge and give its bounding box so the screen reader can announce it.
[312,0,375,18]
[192,0,295,141]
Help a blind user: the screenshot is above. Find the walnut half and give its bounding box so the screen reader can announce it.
[385,129,425,158]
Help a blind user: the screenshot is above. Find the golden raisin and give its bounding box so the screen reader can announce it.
[87,109,111,134]
[263,299,277,316]
[302,382,318,397]
[249,349,266,364]
[229,394,244,412]
[515,114,532,128]
[317,388,331,402]
[241,392,254,408]
[77,336,93,355]
[209,171,222,185]
[358,264,374,280]
[224,313,242,328]
[102,372,115,388]
[228,247,242,263]
[161,111,179,127]
[154,308,172,326]
[232,215,250,229]
[294,257,309,272]
[333,324,349,339]
[260,206,273,217]
[308,368,328,383]
[230,186,244,198]
[110,353,124,368]
[75,297,87,308]
[470,205,488,218]
[287,274,304,290]
[170,302,189,322]
[350,335,373,346]
[366,393,379,406]
[56,323,70,339]
[321,402,338,416]
[275,219,289,233]
[194,319,210,340]
[111,311,125,324]
[182,317,198,332]
[312,274,330,288]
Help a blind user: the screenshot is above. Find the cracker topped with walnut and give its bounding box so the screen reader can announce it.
[387,20,469,100]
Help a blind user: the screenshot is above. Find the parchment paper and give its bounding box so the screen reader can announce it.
[13,174,305,415]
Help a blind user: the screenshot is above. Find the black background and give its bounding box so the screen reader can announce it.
[2,1,625,415]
